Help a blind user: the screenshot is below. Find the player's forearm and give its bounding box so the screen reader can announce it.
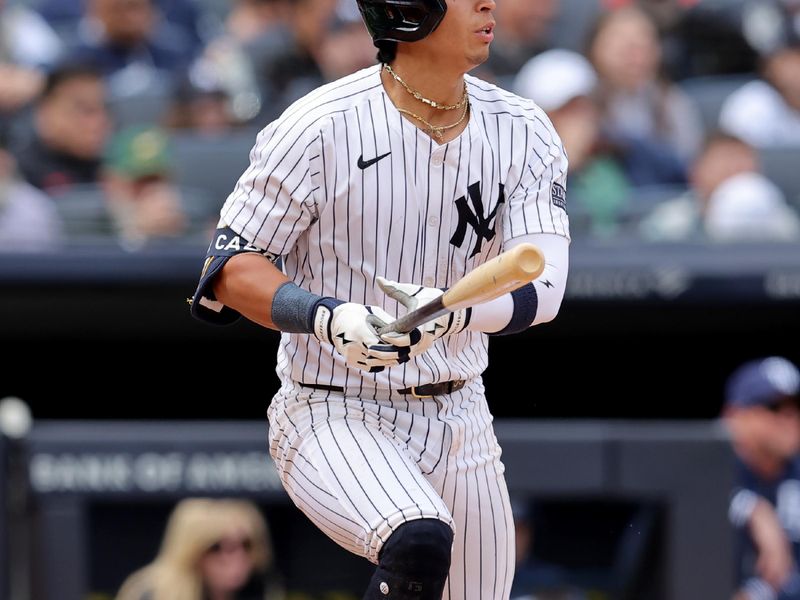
[749,498,787,548]
[212,252,289,330]
[748,498,795,590]
[467,233,569,333]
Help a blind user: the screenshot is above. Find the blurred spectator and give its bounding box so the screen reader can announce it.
[586,6,704,186]
[600,0,763,79]
[153,0,207,54]
[602,0,699,27]
[101,125,191,248]
[222,0,289,44]
[316,2,376,82]
[514,49,632,239]
[191,0,371,125]
[719,32,800,148]
[722,357,800,600]
[246,0,339,120]
[190,0,294,125]
[0,0,64,137]
[602,0,688,69]
[63,0,195,98]
[477,0,560,85]
[0,141,63,251]
[164,69,239,135]
[676,3,755,78]
[0,0,62,69]
[639,132,800,242]
[10,62,111,194]
[37,0,206,57]
[787,0,800,38]
[116,497,285,600]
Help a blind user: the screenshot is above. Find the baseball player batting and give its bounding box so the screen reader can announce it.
[190,0,571,598]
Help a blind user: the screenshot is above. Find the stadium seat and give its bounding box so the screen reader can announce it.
[107,82,175,129]
[49,184,115,241]
[170,129,258,211]
[568,183,689,241]
[50,183,218,244]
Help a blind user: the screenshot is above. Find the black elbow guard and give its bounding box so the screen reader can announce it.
[189,226,279,325]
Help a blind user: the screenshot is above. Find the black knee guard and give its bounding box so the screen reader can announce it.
[363,519,454,600]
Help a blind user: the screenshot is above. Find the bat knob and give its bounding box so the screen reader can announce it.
[514,244,545,277]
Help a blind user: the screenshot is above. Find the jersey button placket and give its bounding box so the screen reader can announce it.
[424,151,444,290]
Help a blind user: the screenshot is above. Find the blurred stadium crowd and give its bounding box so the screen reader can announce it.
[0,0,799,250]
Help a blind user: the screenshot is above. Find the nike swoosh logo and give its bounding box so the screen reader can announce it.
[357,152,391,170]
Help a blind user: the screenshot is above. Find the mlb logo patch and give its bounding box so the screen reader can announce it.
[551,183,567,211]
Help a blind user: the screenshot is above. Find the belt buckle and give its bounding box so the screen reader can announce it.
[410,386,433,399]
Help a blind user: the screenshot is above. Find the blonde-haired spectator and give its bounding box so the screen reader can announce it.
[117,498,285,600]
[586,6,703,185]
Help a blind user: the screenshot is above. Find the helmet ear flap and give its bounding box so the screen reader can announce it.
[356,0,448,44]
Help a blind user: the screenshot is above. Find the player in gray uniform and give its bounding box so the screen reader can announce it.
[190,0,570,598]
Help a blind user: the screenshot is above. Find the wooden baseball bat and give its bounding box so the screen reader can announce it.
[378,243,545,334]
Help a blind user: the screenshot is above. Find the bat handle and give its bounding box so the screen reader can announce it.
[377,299,447,335]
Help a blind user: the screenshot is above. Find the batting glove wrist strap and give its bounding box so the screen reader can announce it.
[311,297,346,344]
[271,281,343,337]
[324,302,415,373]
[273,281,418,372]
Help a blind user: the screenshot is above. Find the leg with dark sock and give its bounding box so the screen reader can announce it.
[363,519,454,600]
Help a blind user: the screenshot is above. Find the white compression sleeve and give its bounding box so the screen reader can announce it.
[466,233,570,333]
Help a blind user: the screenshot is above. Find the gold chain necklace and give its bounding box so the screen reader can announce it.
[397,100,470,142]
[384,63,468,111]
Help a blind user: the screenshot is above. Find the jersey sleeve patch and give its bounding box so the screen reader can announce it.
[551,182,567,212]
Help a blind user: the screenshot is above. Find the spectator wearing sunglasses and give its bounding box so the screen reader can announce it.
[723,357,800,600]
[116,497,285,600]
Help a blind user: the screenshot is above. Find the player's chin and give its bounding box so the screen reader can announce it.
[468,49,491,70]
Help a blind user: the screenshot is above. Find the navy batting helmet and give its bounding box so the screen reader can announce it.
[356,0,447,43]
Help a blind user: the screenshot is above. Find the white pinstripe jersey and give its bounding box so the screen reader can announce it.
[221,63,570,391]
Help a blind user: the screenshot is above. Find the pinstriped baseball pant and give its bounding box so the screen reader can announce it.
[267,378,515,600]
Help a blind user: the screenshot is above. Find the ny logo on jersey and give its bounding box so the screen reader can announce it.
[450,182,505,257]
